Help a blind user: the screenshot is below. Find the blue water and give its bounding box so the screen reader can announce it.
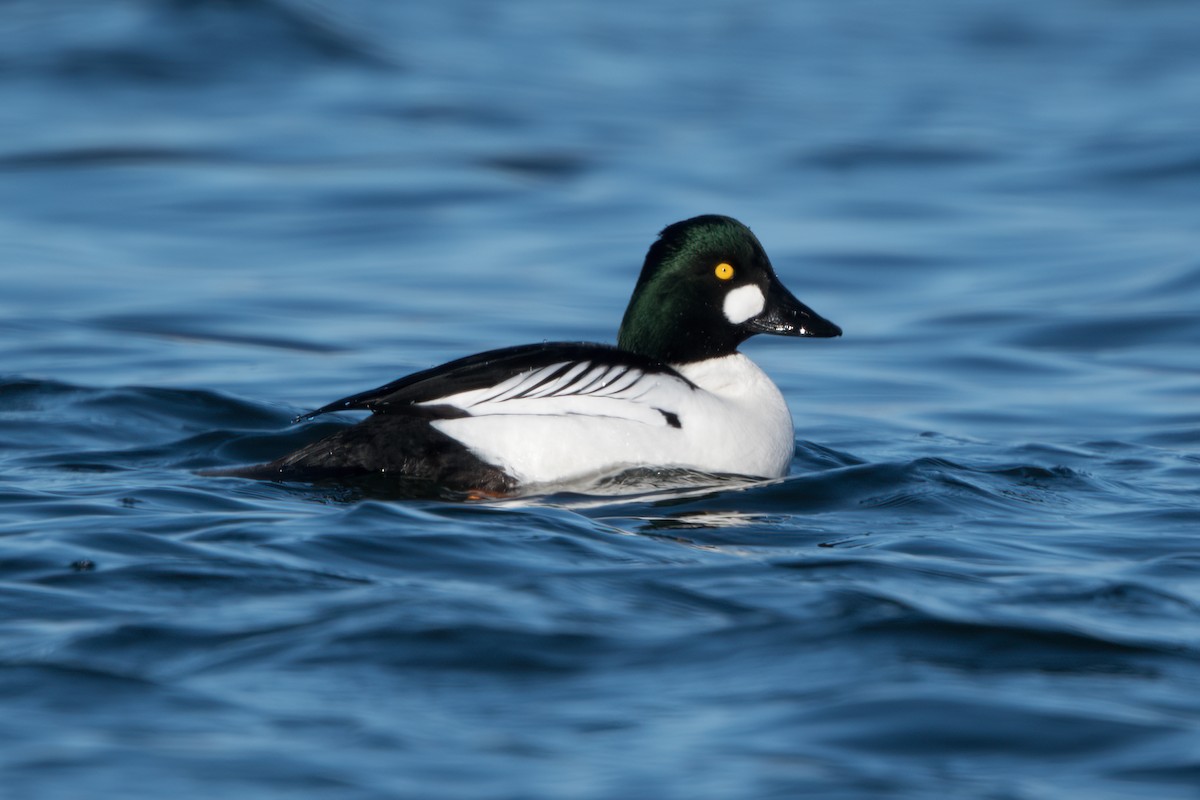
[3,1,1199,797]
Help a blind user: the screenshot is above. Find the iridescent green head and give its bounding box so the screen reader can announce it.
[617,215,841,364]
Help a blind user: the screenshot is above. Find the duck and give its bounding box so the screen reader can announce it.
[222,215,841,495]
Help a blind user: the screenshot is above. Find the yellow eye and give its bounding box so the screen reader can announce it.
[714,263,734,281]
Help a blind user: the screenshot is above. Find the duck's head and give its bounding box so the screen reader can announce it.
[617,215,842,364]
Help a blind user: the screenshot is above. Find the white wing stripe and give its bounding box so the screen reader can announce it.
[416,359,694,424]
[571,364,616,395]
[488,363,568,404]
[418,362,567,409]
[599,368,643,396]
[468,369,542,405]
[550,360,597,394]
[524,361,592,398]
[593,365,630,393]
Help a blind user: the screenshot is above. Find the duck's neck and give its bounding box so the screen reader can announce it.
[618,298,744,365]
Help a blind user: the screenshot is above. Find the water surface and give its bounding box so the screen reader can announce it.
[2,1,1199,798]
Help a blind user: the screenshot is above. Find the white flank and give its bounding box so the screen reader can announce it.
[430,354,794,487]
[722,284,766,324]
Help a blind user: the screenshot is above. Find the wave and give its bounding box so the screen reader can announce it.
[0,377,1112,507]
[2,0,393,85]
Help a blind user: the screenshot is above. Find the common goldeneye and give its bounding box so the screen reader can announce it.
[224,215,841,494]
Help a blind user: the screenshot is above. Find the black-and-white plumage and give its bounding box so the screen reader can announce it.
[296,343,691,425]
[218,215,841,495]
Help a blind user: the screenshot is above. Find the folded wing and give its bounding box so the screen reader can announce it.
[296,342,694,428]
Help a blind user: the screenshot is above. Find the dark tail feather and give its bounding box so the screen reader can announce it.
[200,415,515,494]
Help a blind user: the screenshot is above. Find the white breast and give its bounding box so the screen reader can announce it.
[430,353,795,487]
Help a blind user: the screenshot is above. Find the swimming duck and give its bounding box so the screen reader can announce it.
[226,215,841,494]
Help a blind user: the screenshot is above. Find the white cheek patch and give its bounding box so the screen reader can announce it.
[722,284,766,324]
